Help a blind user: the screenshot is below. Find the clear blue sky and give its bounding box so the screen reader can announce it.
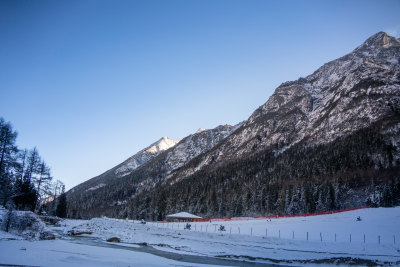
[1,0,399,190]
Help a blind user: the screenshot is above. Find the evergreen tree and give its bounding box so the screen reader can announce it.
[56,186,67,218]
[0,118,18,206]
[13,178,37,211]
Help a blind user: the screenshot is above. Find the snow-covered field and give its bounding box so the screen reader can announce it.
[1,207,400,266]
[0,239,224,267]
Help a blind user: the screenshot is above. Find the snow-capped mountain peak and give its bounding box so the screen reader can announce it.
[145,136,180,154]
[355,32,400,51]
[195,128,206,134]
[114,136,180,177]
[66,32,400,221]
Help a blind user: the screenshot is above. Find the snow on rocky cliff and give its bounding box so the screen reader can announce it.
[67,32,400,218]
[172,32,400,180]
[115,124,239,181]
[163,124,241,176]
[114,136,180,177]
[67,124,240,206]
[123,124,241,192]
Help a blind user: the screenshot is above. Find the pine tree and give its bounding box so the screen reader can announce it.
[13,178,37,211]
[56,186,67,218]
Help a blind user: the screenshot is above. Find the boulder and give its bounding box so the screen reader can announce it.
[67,230,93,236]
[40,232,56,240]
[106,237,120,242]
[39,215,61,225]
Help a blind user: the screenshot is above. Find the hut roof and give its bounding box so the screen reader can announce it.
[166,212,202,219]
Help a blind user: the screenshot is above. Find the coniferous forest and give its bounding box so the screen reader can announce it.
[0,117,66,216]
[64,31,400,221]
[67,116,400,220]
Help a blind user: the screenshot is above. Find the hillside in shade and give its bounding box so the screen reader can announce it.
[64,32,400,220]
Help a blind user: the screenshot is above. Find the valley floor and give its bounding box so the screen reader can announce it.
[1,207,400,266]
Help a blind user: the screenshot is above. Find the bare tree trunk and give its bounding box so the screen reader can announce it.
[4,201,15,232]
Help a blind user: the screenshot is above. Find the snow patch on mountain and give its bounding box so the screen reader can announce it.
[170,32,400,181]
[86,183,106,191]
[162,124,241,180]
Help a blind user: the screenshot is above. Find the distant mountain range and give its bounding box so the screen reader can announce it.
[65,32,400,220]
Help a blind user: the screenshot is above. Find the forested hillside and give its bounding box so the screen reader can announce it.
[129,118,400,220]
[66,32,400,220]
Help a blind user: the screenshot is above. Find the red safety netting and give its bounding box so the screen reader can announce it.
[193,206,369,222]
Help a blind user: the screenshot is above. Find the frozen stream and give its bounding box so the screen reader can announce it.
[60,232,279,267]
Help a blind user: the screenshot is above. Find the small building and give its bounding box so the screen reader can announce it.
[166,212,202,222]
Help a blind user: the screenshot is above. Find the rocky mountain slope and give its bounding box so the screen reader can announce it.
[64,32,400,219]
[114,136,180,178]
[66,136,179,194]
[66,124,239,218]
[166,32,400,183]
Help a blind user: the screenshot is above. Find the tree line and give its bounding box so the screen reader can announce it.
[0,117,66,216]
[67,118,400,220]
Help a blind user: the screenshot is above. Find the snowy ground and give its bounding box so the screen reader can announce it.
[0,239,228,267]
[1,207,400,266]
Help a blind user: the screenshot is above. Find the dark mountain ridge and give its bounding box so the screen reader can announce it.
[167,32,400,183]
[65,32,400,219]
[66,124,240,218]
